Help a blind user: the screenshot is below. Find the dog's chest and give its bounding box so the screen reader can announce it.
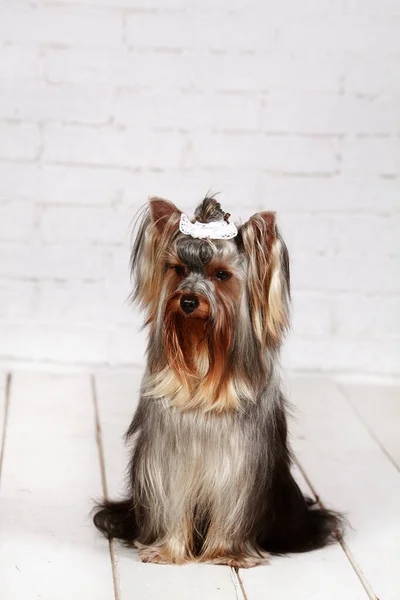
[136,407,253,506]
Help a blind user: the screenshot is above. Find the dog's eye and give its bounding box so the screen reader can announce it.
[215,271,231,281]
[174,265,186,277]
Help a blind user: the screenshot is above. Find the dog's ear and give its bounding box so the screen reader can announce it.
[130,197,181,312]
[237,211,290,347]
[149,198,180,233]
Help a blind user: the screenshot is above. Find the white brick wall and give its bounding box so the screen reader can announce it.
[0,0,399,376]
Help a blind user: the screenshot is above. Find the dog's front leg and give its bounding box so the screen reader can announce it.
[200,523,269,569]
[136,519,194,565]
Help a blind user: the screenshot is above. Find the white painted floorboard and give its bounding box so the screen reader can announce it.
[94,371,244,600]
[0,372,7,437]
[340,382,400,470]
[0,373,115,600]
[0,371,6,427]
[240,467,368,600]
[290,377,400,600]
[0,372,398,599]
[0,371,8,488]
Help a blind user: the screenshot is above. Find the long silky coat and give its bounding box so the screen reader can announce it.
[93,197,341,567]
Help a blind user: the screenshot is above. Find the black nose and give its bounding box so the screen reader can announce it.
[180,295,199,314]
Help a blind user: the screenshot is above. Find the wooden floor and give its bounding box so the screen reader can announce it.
[0,370,399,600]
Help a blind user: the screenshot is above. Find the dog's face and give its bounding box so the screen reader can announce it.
[131,197,290,410]
[165,234,243,321]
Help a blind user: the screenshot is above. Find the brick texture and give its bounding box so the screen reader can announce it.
[0,0,399,376]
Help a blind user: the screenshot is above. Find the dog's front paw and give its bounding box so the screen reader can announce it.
[136,541,188,565]
[206,551,270,568]
[226,553,270,569]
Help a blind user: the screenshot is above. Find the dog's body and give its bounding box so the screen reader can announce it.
[94,197,341,567]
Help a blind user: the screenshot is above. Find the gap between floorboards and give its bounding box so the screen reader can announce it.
[91,375,121,600]
[294,456,378,600]
[0,373,11,494]
[338,383,400,474]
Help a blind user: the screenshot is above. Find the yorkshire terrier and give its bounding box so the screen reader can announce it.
[93,196,341,568]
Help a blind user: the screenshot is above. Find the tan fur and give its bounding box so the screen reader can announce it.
[143,366,242,412]
[267,238,289,340]
[134,198,181,323]
[240,212,289,347]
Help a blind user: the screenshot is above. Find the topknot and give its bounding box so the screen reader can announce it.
[194,196,227,223]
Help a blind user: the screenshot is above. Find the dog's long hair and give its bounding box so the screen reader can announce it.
[93,196,342,567]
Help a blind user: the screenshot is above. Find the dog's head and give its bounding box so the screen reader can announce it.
[131,196,290,410]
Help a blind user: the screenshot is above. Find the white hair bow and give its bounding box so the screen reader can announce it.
[179,213,237,240]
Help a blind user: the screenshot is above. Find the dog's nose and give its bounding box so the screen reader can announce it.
[180,295,199,315]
